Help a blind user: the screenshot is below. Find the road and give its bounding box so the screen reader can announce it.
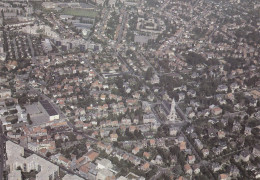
[116,9,128,44]
[139,53,159,76]
[27,34,35,60]
[117,53,135,74]
[12,38,18,60]
[82,57,104,82]
[0,121,5,180]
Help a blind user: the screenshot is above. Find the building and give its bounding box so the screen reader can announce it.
[96,158,113,170]
[253,145,260,157]
[62,174,84,180]
[0,89,11,99]
[6,141,59,180]
[39,100,59,121]
[168,98,177,121]
[110,133,118,142]
[96,169,115,180]
[8,170,22,180]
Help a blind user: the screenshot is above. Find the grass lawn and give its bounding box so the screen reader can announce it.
[61,8,99,18]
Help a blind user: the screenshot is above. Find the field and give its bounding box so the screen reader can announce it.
[61,8,99,18]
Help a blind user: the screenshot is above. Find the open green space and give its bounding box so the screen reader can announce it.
[60,8,99,18]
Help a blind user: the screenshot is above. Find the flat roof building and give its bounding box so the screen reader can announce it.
[6,141,59,180]
[39,100,59,121]
[62,174,84,180]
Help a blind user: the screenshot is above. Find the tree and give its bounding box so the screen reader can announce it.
[46,152,51,158]
[185,52,206,66]
[27,113,32,125]
[55,139,63,148]
[134,130,144,139]
[144,67,153,81]
[247,106,256,116]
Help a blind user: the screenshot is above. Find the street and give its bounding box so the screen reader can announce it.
[0,121,5,180]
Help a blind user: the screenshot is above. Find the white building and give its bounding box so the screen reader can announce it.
[63,174,84,180]
[0,89,11,99]
[6,141,59,180]
[38,100,59,121]
[96,169,115,180]
[96,158,113,170]
[168,98,177,121]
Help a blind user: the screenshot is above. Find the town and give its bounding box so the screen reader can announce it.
[0,0,260,180]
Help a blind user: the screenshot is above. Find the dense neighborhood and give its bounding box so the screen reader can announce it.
[0,0,260,180]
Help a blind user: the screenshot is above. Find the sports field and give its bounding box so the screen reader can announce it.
[61,8,99,18]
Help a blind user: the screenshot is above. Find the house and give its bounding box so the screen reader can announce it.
[179,142,186,151]
[192,164,200,174]
[202,149,209,158]
[140,162,150,171]
[129,156,141,166]
[170,155,177,164]
[221,119,228,126]
[133,118,139,124]
[129,125,137,133]
[96,169,115,180]
[194,139,203,150]
[184,164,192,175]
[208,128,217,137]
[117,176,128,180]
[132,147,140,155]
[100,94,106,101]
[232,121,242,132]
[143,152,151,159]
[254,171,260,179]
[84,150,99,162]
[121,118,131,125]
[149,139,156,147]
[190,133,198,139]
[58,155,71,168]
[253,145,260,157]
[0,89,11,99]
[151,74,160,84]
[96,158,113,170]
[218,174,230,180]
[213,147,223,156]
[211,107,223,116]
[178,93,186,101]
[244,127,251,136]
[240,150,250,162]
[143,113,156,124]
[177,176,187,180]
[186,126,194,134]
[187,89,196,97]
[212,163,222,172]
[218,130,226,139]
[225,93,235,101]
[187,155,195,164]
[110,133,118,142]
[217,85,228,93]
[229,165,240,177]
[230,83,239,92]
[154,155,163,165]
[170,127,178,136]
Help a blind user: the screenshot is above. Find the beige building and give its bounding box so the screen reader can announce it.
[6,141,59,180]
[0,89,11,99]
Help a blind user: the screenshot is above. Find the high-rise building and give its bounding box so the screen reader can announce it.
[168,98,177,121]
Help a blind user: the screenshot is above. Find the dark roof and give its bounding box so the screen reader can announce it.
[40,100,58,116]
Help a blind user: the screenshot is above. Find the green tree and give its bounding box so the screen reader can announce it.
[27,113,32,125]
[144,67,153,81]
